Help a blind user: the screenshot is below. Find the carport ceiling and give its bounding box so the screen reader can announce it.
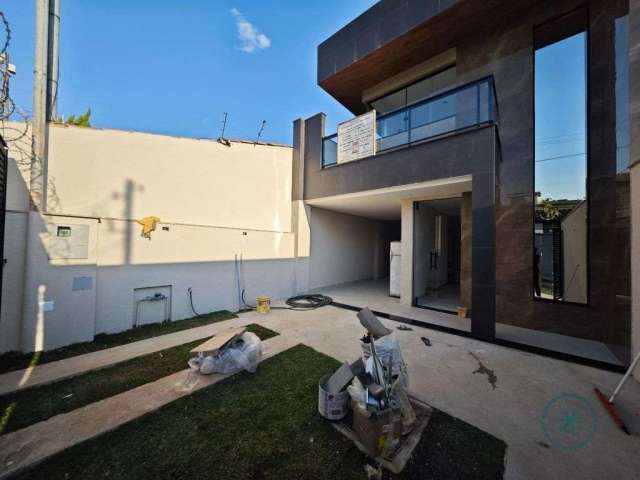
[305,176,471,220]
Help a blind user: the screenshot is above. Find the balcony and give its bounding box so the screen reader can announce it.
[322,77,497,168]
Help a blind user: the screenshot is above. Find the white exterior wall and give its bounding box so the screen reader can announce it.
[308,207,380,289]
[2,123,297,353]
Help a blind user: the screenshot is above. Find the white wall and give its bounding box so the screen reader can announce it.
[413,204,432,299]
[46,125,292,232]
[308,207,381,289]
[561,201,588,304]
[2,123,297,353]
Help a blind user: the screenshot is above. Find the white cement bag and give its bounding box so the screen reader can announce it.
[362,334,409,388]
[194,332,263,375]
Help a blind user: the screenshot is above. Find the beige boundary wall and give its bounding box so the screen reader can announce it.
[1,123,304,353]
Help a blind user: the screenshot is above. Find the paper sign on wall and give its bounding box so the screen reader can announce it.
[337,110,377,164]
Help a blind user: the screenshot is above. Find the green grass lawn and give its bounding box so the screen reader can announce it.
[0,311,237,375]
[13,344,506,480]
[0,324,278,436]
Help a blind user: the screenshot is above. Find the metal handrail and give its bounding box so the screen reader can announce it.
[376,75,495,123]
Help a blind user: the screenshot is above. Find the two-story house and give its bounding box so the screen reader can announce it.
[292,0,635,370]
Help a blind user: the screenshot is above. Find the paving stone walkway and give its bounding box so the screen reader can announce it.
[0,334,296,479]
[0,316,252,396]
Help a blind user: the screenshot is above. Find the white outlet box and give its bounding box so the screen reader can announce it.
[39,301,55,312]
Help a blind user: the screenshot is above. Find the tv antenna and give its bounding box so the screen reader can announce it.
[255,120,266,145]
[217,112,231,146]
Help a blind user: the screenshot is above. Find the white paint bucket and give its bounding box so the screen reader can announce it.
[318,374,349,420]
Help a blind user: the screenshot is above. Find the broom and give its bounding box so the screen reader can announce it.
[594,351,640,435]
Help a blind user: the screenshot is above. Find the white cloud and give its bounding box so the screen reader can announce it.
[230,8,271,53]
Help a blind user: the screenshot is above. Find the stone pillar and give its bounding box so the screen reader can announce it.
[471,128,497,341]
[460,191,472,315]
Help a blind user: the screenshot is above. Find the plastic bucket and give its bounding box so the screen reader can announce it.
[256,296,271,314]
[318,374,349,420]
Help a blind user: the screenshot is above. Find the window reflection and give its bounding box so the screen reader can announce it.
[370,66,456,115]
[534,31,588,303]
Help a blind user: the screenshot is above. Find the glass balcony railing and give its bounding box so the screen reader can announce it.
[322,76,497,168]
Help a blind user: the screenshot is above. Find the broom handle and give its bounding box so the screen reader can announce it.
[610,350,640,403]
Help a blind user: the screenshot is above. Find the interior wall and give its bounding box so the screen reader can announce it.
[308,207,381,289]
[413,204,433,299]
[413,202,450,298]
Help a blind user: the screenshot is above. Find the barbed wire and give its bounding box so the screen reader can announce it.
[0,9,26,146]
[0,10,15,125]
[0,12,10,55]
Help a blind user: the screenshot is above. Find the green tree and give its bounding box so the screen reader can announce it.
[65,108,92,127]
[539,198,560,220]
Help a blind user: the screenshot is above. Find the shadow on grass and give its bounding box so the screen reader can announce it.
[0,324,277,436]
[12,344,506,480]
[0,311,237,375]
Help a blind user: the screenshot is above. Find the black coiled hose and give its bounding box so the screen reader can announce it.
[241,290,332,311]
[284,294,333,310]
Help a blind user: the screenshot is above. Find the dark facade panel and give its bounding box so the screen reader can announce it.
[303,125,495,200]
[318,0,533,113]
[310,0,632,365]
[318,1,450,83]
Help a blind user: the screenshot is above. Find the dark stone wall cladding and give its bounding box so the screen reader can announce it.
[455,0,631,362]
[307,0,632,363]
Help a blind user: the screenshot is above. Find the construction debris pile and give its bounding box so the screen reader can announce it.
[319,308,432,475]
[188,326,262,375]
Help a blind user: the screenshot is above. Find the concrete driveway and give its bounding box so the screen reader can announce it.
[243,305,640,480]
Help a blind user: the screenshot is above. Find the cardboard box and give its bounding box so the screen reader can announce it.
[351,401,402,457]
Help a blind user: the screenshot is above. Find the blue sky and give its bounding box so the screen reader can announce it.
[2,0,376,144]
[535,32,587,202]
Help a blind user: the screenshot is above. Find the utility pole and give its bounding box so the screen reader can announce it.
[46,0,60,121]
[22,0,59,352]
[31,0,50,211]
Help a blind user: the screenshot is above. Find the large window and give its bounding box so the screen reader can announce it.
[370,66,456,115]
[533,15,588,304]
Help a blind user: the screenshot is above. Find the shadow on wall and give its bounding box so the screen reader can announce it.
[5,176,301,355]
